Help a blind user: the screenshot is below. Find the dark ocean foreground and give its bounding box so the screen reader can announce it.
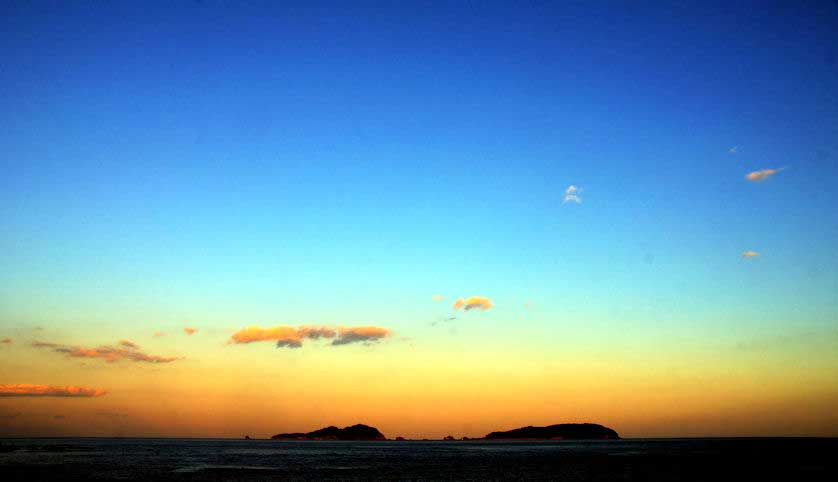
[1,437,836,481]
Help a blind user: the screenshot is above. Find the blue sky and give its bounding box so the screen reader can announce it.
[3,1,838,439]
[2,0,838,348]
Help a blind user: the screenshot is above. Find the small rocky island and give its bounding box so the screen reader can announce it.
[484,423,619,440]
[271,424,386,440]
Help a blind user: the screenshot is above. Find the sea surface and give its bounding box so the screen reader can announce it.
[1,437,836,481]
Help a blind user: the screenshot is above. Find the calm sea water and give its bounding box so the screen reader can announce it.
[1,437,836,481]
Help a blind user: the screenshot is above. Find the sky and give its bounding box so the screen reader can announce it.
[1,0,838,439]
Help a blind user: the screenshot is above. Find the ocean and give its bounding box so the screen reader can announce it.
[1,437,836,481]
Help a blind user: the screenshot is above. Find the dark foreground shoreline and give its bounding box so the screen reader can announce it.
[2,437,837,481]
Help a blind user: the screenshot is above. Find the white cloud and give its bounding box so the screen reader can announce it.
[563,185,582,204]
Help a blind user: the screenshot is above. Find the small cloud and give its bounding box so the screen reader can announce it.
[33,326,44,331]
[1,338,11,344]
[53,415,65,420]
[523,301,532,309]
[729,146,738,154]
[452,296,493,311]
[745,167,785,182]
[563,185,582,204]
[0,412,22,419]
[119,340,139,349]
[431,295,445,301]
[32,341,180,363]
[275,339,303,348]
[742,251,760,258]
[0,384,107,397]
[153,331,164,338]
[31,341,59,348]
[331,326,390,346]
[431,316,457,326]
[183,327,197,335]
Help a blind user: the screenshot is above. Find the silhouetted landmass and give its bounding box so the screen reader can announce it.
[484,423,619,440]
[271,424,385,440]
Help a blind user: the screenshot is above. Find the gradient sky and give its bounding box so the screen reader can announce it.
[2,1,838,439]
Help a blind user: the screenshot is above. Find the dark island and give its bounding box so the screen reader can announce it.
[271,424,386,440]
[484,423,619,440]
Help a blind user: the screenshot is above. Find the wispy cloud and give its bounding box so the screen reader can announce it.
[745,167,785,182]
[332,326,390,346]
[32,341,180,363]
[729,146,738,154]
[431,295,445,301]
[31,341,59,348]
[0,384,107,398]
[563,185,582,204]
[1,338,11,344]
[119,340,139,349]
[96,411,128,418]
[183,327,197,335]
[431,315,457,327]
[153,331,164,338]
[742,250,760,258]
[230,325,389,348]
[453,296,493,311]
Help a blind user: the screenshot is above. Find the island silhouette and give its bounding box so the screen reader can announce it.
[271,423,619,441]
[272,424,386,440]
[484,423,619,440]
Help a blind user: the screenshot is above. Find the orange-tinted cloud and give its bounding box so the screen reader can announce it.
[183,327,197,335]
[0,384,107,397]
[1,338,11,344]
[452,296,493,311]
[296,326,337,339]
[230,325,388,348]
[431,295,445,301]
[230,326,307,345]
[742,251,760,258]
[119,340,139,349]
[32,341,179,363]
[745,167,785,182]
[153,331,164,338]
[332,326,390,346]
[230,325,337,348]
